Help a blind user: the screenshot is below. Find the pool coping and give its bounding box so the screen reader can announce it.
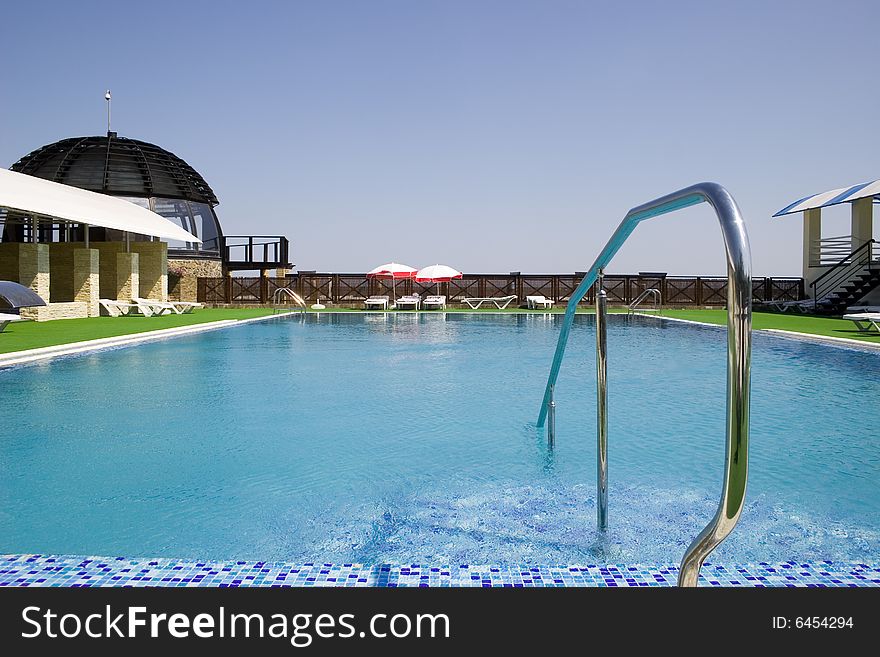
[1,555,876,587]
[633,313,880,352]
[0,309,596,367]
[0,312,297,369]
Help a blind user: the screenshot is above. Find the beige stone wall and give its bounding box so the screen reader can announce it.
[48,243,78,302]
[0,243,50,302]
[21,301,88,321]
[90,242,143,301]
[117,252,139,301]
[168,257,222,301]
[0,244,14,282]
[34,244,50,301]
[130,241,168,301]
[73,249,99,316]
[89,243,143,302]
[92,242,126,299]
[46,244,99,315]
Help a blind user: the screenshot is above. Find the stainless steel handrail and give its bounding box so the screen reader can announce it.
[628,288,662,314]
[536,182,752,587]
[595,274,608,532]
[273,287,307,314]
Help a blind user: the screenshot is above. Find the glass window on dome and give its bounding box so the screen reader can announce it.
[117,196,151,210]
[188,202,221,251]
[152,198,198,251]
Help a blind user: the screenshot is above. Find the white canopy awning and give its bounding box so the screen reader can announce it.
[773,179,880,217]
[0,168,200,242]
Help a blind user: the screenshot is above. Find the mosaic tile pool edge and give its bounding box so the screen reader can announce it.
[1,555,877,587]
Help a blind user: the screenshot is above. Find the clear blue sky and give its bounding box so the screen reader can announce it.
[2,0,878,276]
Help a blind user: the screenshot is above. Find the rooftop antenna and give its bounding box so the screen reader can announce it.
[105,89,112,135]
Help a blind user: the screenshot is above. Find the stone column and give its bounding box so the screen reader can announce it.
[0,242,51,302]
[260,268,271,304]
[178,275,195,302]
[116,252,139,302]
[73,248,100,316]
[130,241,168,301]
[48,243,76,302]
[92,242,124,300]
[802,208,822,288]
[31,243,50,302]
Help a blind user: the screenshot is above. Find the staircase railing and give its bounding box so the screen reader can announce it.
[809,239,878,310]
[809,235,860,267]
[536,182,751,587]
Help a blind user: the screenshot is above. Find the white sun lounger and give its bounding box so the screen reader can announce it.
[364,295,390,310]
[526,295,554,309]
[763,298,816,313]
[422,295,446,310]
[171,301,202,314]
[843,312,880,333]
[395,294,420,310]
[133,297,178,316]
[99,299,146,317]
[0,312,23,333]
[462,295,517,309]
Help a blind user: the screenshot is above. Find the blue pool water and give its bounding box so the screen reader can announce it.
[1,313,878,567]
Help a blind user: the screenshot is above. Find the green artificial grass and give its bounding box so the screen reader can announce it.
[658,309,880,344]
[0,308,277,354]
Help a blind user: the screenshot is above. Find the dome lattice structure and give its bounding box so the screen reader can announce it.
[5,132,290,271]
[11,133,218,206]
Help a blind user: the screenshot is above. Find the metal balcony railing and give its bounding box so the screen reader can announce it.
[203,235,291,271]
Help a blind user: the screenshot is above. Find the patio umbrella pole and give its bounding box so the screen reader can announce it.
[366,263,418,311]
[415,265,463,304]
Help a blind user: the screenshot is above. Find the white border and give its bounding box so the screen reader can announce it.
[0,312,296,369]
[633,312,880,352]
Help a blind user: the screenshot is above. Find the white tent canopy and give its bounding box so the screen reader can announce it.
[0,168,200,243]
[773,179,880,217]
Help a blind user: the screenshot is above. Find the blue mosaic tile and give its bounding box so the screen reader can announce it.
[0,555,876,587]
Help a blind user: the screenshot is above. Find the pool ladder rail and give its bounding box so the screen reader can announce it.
[538,182,752,588]
[628,288,662,315]
[272,287,307,314]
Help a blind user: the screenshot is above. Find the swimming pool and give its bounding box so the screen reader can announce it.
[1,314,878,571]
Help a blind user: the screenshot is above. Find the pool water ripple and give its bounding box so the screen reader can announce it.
[1,313,877,566]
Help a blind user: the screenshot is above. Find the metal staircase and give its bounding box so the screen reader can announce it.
[810,239,879,314]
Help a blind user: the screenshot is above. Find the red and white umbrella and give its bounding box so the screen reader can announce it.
[367,262,418,279]
[366,262,418,303]
[415,264,463,294]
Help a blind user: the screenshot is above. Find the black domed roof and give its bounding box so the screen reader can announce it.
[10,133,218,206]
